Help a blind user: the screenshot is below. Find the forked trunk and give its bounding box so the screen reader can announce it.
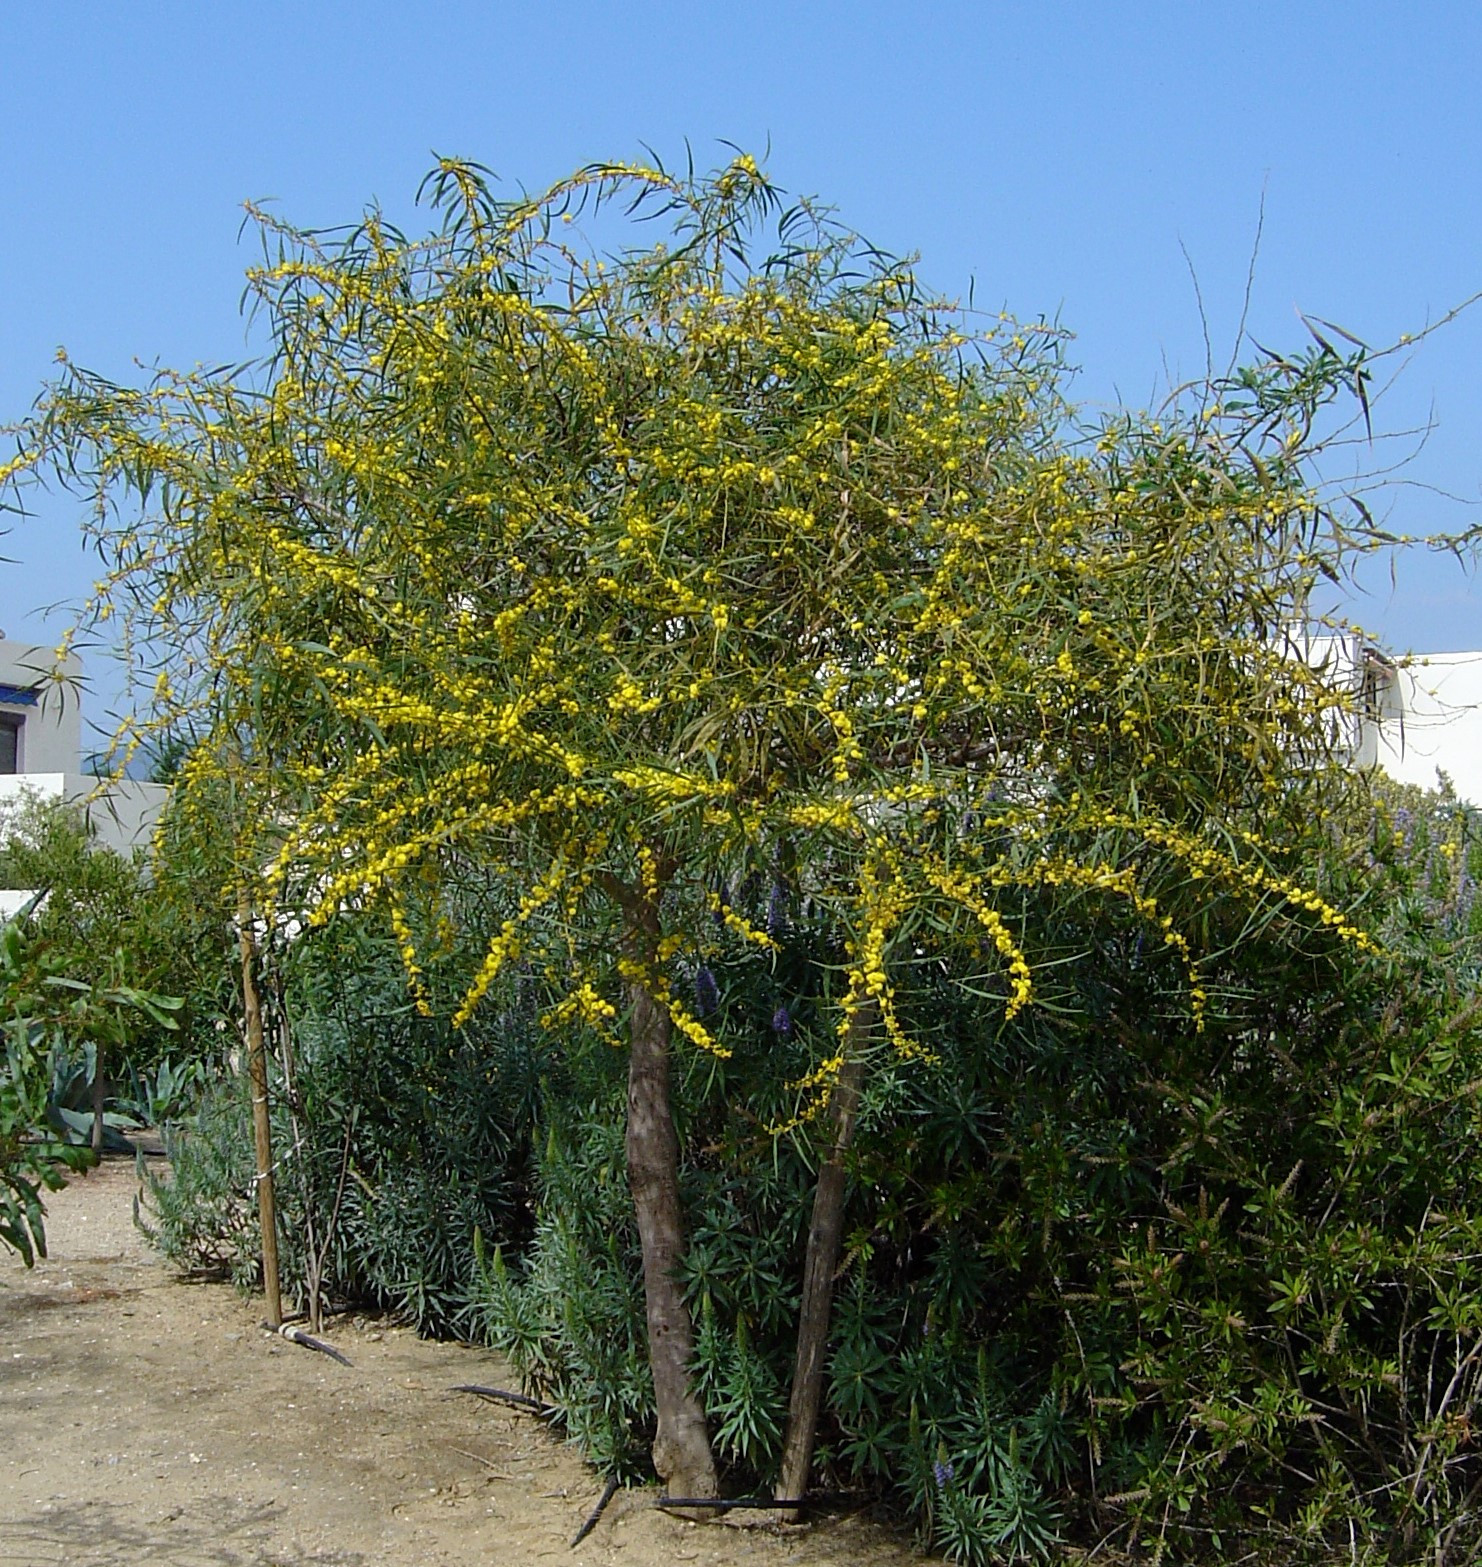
[238,903,283,1328]
[623,901,717,1503]
[774,1000,875,1515]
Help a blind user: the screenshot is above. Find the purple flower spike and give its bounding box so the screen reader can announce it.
[771,1006,793,1037]
[766,880,787,937]
[694,966,720,1017]
[933,1458,955,1490]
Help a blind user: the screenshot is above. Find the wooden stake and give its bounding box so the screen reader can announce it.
[238,898,282,1327]
[90,1059,106,1155]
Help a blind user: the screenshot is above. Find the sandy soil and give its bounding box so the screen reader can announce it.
[0,1157,925,1567]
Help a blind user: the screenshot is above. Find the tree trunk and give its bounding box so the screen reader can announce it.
[239,905,283,1328]
[774,1001,875,1516]
[623,901,717,1504]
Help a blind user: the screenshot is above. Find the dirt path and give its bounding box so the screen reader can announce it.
[0,1158,924,1567]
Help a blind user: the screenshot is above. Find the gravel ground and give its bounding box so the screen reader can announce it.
[0,1156,925,1567]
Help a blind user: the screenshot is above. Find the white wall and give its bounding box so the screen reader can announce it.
[0,774,169,858]
[0,640,83,775]
[1306,636,1482,807]
[1372,652,1482,806]
[0,888,43,922]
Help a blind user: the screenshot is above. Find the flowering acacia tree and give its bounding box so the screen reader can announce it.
[13,155,1380,1498]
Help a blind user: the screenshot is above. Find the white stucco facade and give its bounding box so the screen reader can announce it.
[1366,651,1482,806]
[0,640,83,775]
[1309,635,1482,808]
[0,640,169,863]
[0,772,169,858]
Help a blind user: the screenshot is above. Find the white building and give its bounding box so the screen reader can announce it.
[1315,635,1482,807]
[0,639,84,775]
[0,640,169,916]
[1361,649,1482,807]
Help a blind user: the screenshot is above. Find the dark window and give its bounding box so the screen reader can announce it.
[0,717,20,774]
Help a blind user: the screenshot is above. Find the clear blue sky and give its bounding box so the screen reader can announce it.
[3,2,1480,738]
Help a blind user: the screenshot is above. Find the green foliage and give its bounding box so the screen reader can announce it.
[114,1054,207,1128]
[17,151,1482,1561]
[457,840,1482,1564]
[1,903,181,1262]
[470,1090,652,1476]
[1360,774,1482,955]
[136,1072,261,1289]
[145,923,552,1334]
[46,1043,139,1150]
[0,797,149,995]
[143,785,1482,1562]
[20,153,1382,1072]
[0,919,93,1263]
[0,795,196,1071]
[43,1049,204,1153]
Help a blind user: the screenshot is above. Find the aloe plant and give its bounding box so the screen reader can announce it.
[0,921,90,1263]
[0,917,183,1263]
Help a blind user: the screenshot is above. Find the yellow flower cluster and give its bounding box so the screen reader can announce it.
[611,764,733,804]
[838,860,928,1065]
[13,149,1390,1124]
[705,892,778,952]
[454,857,574,1026]
[609,673,663,715]
[0,447,38,486]
[774,1052,847,1133]
[786,799,860,833]
[1089,809,1378,956]
[922,863,1034,1018]
[541,980,620,1043]
[388,897,432,1017]
[615,952,731,1059]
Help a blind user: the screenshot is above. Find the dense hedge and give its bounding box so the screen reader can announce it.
[143,786,1482,1564]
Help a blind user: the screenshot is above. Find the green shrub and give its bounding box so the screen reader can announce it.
[142,926,552,1334]
[0,798,199,1066]
[0,916,94,1263]
[1,911,178,1263]
[141,787,1482,1563]
[463,845,1482,1565]
[136,1072,260,1289]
